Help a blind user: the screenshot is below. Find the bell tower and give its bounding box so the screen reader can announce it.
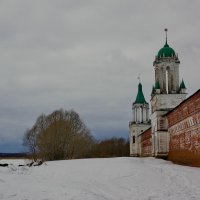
[151,29,187,157]
[153,29,180,94]
[129,81,151,156]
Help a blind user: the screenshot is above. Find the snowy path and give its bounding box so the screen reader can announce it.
[0,157,200,200]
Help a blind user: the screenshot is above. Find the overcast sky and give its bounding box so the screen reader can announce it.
[0,0,199,152]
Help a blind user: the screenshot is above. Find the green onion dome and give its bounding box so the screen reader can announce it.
[157,42,176,58]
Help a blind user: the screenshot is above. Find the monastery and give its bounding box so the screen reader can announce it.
[129,30,200,166]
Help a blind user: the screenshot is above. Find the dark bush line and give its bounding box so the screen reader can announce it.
[0,161,43,167]
[0,163,9,167]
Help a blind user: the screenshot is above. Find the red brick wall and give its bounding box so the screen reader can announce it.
[168,91,200,127]
[140,128,152,157]
[167,90,200,166]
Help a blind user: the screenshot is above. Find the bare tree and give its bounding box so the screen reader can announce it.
[23,127,38,161]
[23,109,94,161]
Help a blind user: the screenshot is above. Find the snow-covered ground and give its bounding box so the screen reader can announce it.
[0,157,200,200]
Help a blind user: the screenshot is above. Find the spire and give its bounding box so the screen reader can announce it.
[179,79,187,94]
[165,28,168,44]
[180,79,186,89]
[164,28,169,47]
[134,82,147,104]
[137,74,141,83]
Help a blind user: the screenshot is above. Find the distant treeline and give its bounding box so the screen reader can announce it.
[23,109,129,161]
[91,137,129,158]
[0,153,28,158]
[22,137,129,160]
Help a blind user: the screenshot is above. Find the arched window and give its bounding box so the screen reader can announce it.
[166,66,170,94]
[133,136,135,143]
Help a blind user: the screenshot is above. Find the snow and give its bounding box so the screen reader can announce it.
[0,157,200,200]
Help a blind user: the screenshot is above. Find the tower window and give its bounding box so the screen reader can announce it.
[132,136,135,143]
[166,66,170,94]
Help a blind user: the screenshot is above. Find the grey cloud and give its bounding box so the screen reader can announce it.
[0,0,199,151]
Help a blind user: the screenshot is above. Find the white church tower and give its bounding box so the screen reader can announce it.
[129,81,151,156]
[151,29,187,157]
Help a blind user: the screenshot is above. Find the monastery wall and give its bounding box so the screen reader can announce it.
[167,90,200,166]
[139,128,152,157]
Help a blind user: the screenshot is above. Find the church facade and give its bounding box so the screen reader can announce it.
[129,30,187,158]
